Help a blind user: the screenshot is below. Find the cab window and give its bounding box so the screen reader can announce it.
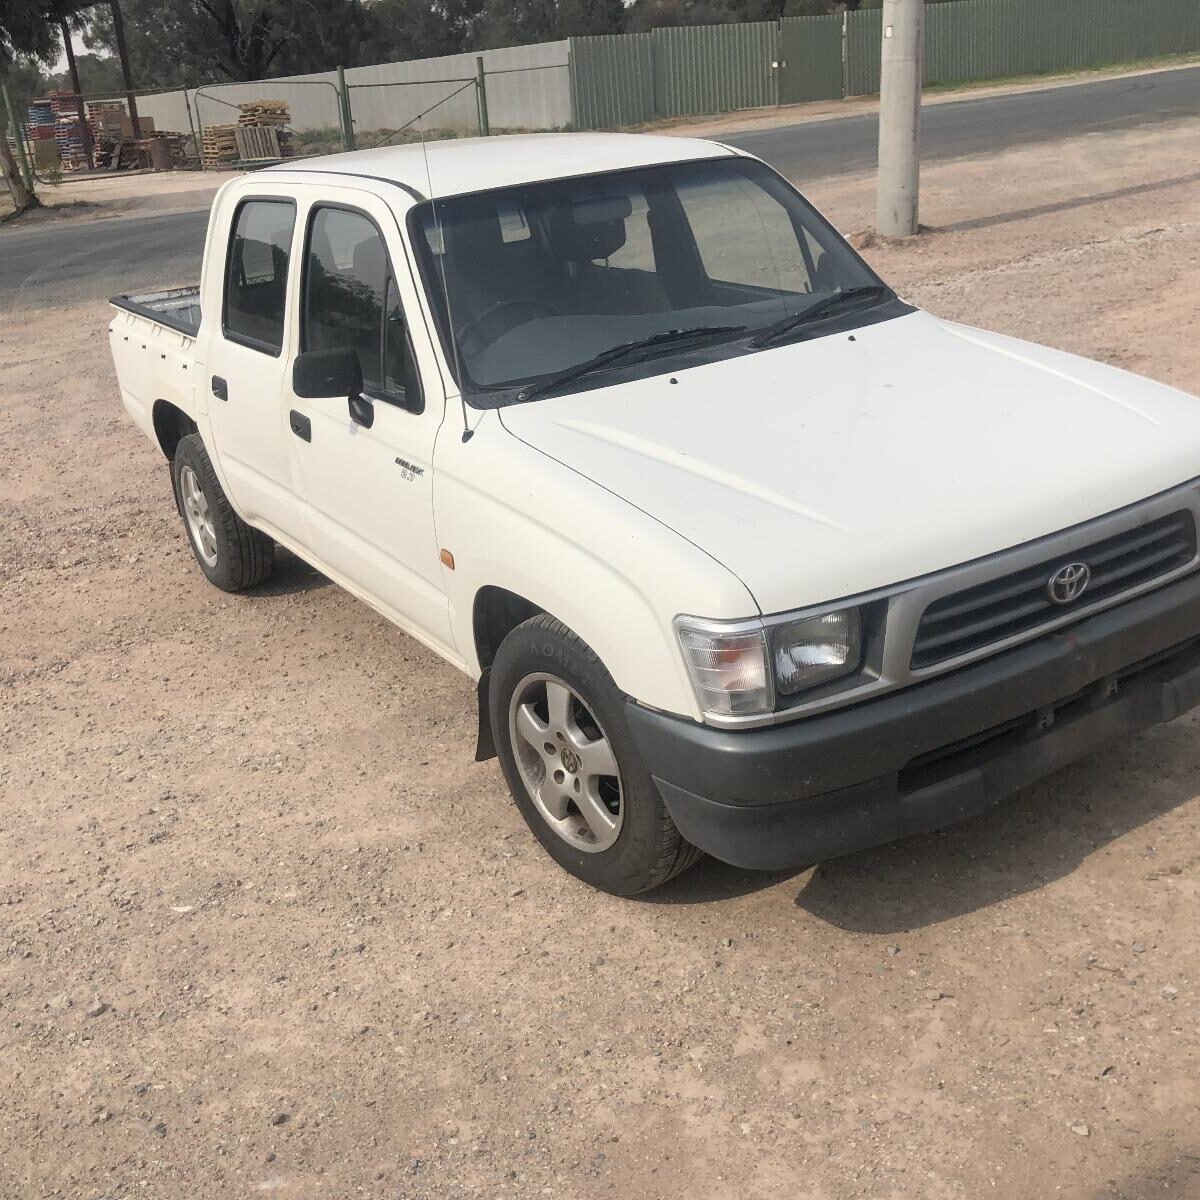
[302,206,419,410]
[224,199,295,354]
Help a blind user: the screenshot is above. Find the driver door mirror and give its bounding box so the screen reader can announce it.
[293,348,363,399]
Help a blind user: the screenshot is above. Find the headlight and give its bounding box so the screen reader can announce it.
[677,607,864,719]
[676,623,772,717]
[773,609,861,695]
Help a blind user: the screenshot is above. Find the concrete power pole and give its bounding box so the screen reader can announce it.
[875,0,924,237]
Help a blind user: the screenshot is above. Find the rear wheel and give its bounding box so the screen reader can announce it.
[490,614,702,895]
[171,433,274,591]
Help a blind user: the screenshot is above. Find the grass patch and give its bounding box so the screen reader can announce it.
[0,195,97,226]
[922,50,1200,96]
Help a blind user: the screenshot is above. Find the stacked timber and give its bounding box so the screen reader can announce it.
[236,99,293,159]
[48,92,87,169]
[237,99,290,127]
[24,98,59,170]
[93,137,146,171]
[201,123,238,167]
[203,100,294,167]
[145,132,190,169]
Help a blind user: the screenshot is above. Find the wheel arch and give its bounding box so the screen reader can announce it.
[152,399,199,461]
[470,585,547,762]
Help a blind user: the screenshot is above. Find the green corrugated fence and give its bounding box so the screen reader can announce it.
[847,0,1200,94]
[569,33,656,128]
[569,0,1200,128]
[570,23,778,127]
[654,21,778,118]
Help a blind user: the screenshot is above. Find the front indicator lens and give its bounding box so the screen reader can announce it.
[773,609,861,695]
[677,625,772,716]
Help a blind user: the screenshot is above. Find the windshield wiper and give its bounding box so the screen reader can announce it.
[748,285,893,348]
[514,325,746,403]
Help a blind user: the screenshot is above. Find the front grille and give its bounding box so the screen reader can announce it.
[910,511,1197,670]
[897,634,1200,794]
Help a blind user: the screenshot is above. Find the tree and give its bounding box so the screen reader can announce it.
[626,0,734,31]
[372,0,486,62]
[473,0,555,50]
[2,0,92,212]
[625,0,877,27]
[1,83,37,212]
[82,0,379,88]
[3,55,48,120]
[376,0,626,58]
[41,49,123,95]
[554,0,625,37]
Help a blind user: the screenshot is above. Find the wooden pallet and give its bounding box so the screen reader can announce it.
[234,124,281,162]
[201,122,238,167]
[237,100,290,127]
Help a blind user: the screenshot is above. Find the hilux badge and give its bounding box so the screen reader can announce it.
[1047,561,1091,604]
[394,456,425,481]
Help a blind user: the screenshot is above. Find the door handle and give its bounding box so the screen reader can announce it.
[211,375,228,401]
[289,410,312,442]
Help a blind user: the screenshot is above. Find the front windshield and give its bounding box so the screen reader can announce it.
[410,156,888,401]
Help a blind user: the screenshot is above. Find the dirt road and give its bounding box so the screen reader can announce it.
[1,115,1198,1200]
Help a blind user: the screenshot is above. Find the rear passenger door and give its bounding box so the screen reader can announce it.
[284,196,452,649]
[205,195,305,541]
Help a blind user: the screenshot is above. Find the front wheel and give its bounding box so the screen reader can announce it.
[171,433,274,592]
[490,614,702,895]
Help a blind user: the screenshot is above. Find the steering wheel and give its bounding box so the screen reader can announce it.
[455,298,562,358]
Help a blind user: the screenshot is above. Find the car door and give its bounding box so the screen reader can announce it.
[203,193,307,543]
[284,195,452,649]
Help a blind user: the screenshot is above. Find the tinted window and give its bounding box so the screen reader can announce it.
[224,200,295,353]
[303,207,411,404]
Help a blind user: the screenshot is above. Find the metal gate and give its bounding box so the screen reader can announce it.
[653,22,778,120]
[778,15,844,105]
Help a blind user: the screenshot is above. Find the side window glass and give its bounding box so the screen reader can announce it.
[224,200,295,353]
[303,207,391,395]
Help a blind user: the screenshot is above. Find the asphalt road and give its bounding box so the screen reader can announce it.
[0,208,211,309]
[724,62,1200,178]
[2,64,1197,302]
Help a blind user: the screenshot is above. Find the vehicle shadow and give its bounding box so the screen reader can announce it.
[253,547,331,597]
[1087,1149,1200,1199]
[645,719,1199,929]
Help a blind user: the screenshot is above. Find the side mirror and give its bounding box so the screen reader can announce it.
[293,348,363,399]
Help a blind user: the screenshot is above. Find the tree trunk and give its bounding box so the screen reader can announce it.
[0,75,39,214]
[0,136,40,213]
[109,0,142,139]
[61,20,96,171]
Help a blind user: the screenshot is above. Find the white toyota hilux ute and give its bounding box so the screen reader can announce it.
[109,133,1200,895]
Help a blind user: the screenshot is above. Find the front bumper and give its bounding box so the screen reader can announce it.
[626,571,1200,870]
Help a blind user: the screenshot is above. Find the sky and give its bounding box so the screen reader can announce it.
[51,28,113,75]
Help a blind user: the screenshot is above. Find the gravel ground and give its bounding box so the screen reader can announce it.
[1,115,1198,1200]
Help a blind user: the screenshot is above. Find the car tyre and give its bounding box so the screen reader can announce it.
[171,433,274,591]
[490,613,703,895]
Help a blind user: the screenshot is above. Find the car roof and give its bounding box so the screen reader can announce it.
[263,132,740,200]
